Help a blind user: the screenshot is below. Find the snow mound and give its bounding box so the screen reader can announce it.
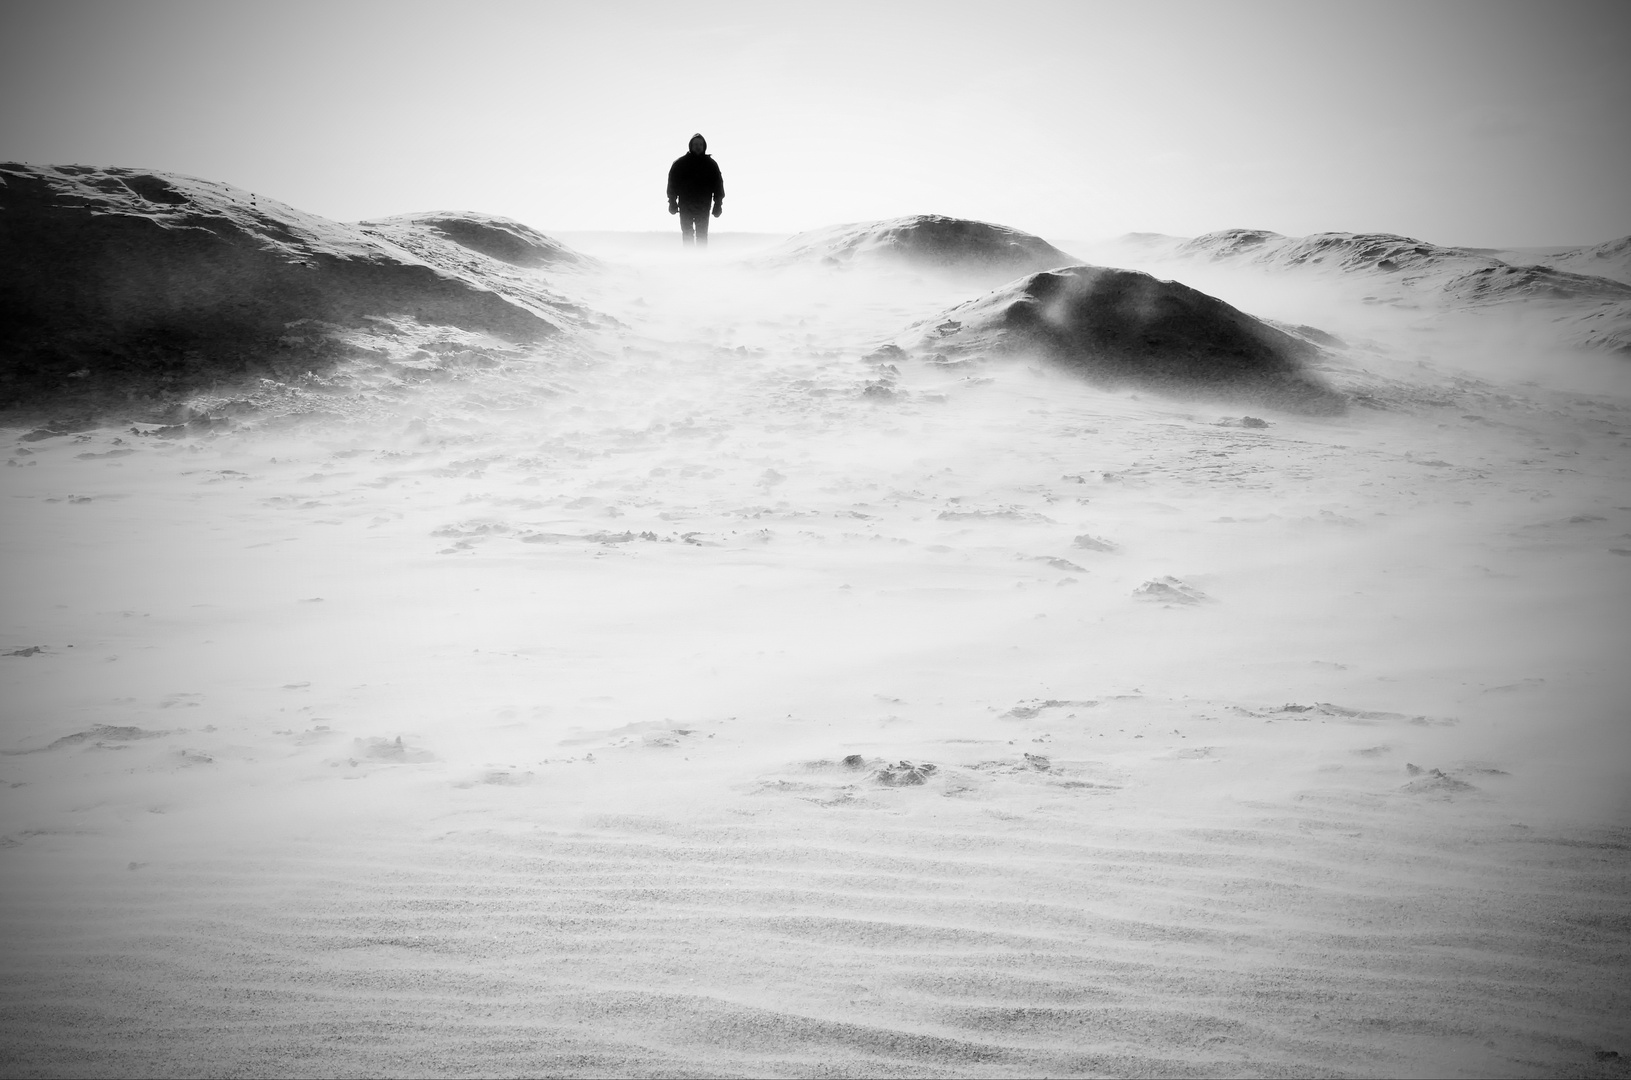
[899,265,1346,414]
[1443,262,1631,308]
[358,211,593,269]
[1529,236,1631,286]
[757,215,1078,278]
[1119,228,1631,354]
[1180,229,1498,279]
[0,164,590,407]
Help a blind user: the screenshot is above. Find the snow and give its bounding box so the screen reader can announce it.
[893,265,1345,415]
[360,210,595,270]
[1084,227,1631,356]
[1503,236,1631,287]
[0,164,595,408]
[2,185,1629,1076]
[756,214,1080,280]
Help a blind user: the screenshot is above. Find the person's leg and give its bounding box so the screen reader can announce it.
[680,203,709,247]
[679,206,696,245]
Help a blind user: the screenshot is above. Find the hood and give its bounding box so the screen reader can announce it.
[688,133,707,154]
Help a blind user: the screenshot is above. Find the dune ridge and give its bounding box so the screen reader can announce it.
[2,172,1630,1077]
[0,164,596,409]
[756,215,1079,279]
[1087,228,1631,354]
[1527,235,1631,286]
[359,210,596,270]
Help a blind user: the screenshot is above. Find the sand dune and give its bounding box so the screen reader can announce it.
[3,188,1630,1075]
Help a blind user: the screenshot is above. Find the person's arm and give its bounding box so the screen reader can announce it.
[666,162,679,214]
[712,161,724,217]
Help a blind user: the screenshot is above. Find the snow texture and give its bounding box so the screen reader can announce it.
[1090,227,1631,354]
[896,265,1347,414]
[2,167,1629,1079]
[756,214,1079,279]
[0,164,596,406]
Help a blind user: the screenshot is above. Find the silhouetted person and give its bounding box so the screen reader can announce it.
[667,133,724,247]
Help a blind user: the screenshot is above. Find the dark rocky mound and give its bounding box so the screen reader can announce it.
[358,210,592,269]
[758,214,1078,278]
[899,265,1346,414]
[0,163,580,407]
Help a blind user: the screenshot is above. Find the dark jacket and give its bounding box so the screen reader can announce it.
[667,135,724,206]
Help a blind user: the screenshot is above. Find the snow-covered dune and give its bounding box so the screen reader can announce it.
[358,210,596,271]
[0,164,595,409]
[894,265,1345,414]
[757,214,1080,279]
[1087,228,1631,354]
[2,184,1628,1076]
[1179,229,1498,276]
[1500,236,1631,286]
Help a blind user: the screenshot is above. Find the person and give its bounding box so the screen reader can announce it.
[666,133,724,247]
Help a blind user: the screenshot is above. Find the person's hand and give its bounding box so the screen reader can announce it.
[668,202,678,215]
[712,203,723,218]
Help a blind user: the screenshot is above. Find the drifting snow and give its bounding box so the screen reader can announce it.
[358,210,595,270]
[896,265,1345,414]
[2,169,1629,1077]
[757,214,1079,279]
[0,164,596,408]
[1518,235,1631,286]
[1089,227,1631,354]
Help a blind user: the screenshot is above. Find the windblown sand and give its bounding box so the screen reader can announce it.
[2,240,1628,1078]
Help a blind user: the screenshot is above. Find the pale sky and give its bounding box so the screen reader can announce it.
[3,0,1627,246]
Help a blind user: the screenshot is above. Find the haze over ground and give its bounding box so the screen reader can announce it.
[2,0,1628,246]
[2,1,1630,1076]
[2,189,1628,1073]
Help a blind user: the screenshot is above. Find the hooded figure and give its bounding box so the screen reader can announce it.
[667,133,724,247]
